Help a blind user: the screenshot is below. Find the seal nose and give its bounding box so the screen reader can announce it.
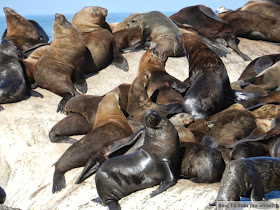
[144,110,162,127]
[3,7,13,14]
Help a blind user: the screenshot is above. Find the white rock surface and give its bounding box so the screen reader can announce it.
[0,38,280,210]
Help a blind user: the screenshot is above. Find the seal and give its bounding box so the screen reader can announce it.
[215,157,280,202]
[0,186,6,204]
[170,5,250,61]
[250,104,280,119]
[178,33,235,120]
[230,142,268,160]
[49,95,103,144]
[241,2,280,18]
[126,70,183,122]
[208,109,257,146]
[93,110,180,209]
[2,7,48,51]
[179,142,225,183]
[238,54,280,80]
[238,61,280,92]
[240,90,280,109]
[34,13,87,113]
[112,13,139,33]
[21,44,50,86]
[52,87,133,193]
[126,11,184,57]
[218,10,280,43]
[72,6,128,73]
[0,39,26,111]
[113,26,142,51]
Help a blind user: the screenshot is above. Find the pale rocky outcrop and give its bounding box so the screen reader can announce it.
[0,38,280,210]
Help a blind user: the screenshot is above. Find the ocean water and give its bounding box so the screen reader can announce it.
[0,11,175,41]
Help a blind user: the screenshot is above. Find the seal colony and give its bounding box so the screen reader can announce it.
[1,1,280,209]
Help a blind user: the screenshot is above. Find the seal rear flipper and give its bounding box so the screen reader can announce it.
[74,78,87,94]
[57,93,74,113]
[52,171,66,194]
[150,159,177,198]
[111,55,129,72]
[105,128,144,156]
[75,155,105,184]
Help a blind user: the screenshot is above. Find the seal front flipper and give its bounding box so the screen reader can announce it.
[105,128,144,156]
[150,159,177,198]
[227,39,251,61]
[57,93,74,113]
[75,155,105,184]
[111,55,129,72]
[74,78,87,94]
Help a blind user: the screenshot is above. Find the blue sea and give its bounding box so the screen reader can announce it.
[0,12,175,41]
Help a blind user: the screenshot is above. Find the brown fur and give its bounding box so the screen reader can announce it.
[220,10,280,42]
[113,26,142,50]
[178,33,235,119]
[72,6,128,73]
[2,7,48,51]
[251,104,280,119]
[52,87,133,193]
[34,13,86,112]
[209,109,257,146]
[241,2,280,18]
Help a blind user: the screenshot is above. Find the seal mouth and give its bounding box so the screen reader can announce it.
[144,110,162,128]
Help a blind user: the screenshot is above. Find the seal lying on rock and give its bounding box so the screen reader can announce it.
[93,110,180,209]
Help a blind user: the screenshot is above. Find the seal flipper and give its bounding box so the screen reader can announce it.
[227,39,251,61]
[0,186,6,204]
[75,155,105,184]
[52,170,66,194]
[57,93,74,113]
[150,159,177,197]
[105,128,144,156]
[111,55,129,72]
[74,78,87,94]
[0,106,4,111]
[107,200,121,210]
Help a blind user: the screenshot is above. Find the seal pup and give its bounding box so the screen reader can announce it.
[2,7,48,51]
[34,13,87,113]
[52,87,133,193]
[179,142,225,183]
[178,33,235,119]
[93,110,180,209]
[126,11,184,57]
[0,39,26,110]
[215,157,280,201]
[170,5,250,61]
[72,6,128,73]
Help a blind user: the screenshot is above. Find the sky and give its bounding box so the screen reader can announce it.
[0,0,249,16]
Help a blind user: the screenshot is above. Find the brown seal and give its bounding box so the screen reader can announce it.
[241,2,280,18]
[170,5,250,61]
[178,33,235,119]
[238,54,280,80]
[215,157,280,202]
[238,61,280,92]
[113,26,142,51]
[34,13,87,113]
[72,6,128,73]
[126,11,184,57]
[208,109,257,146]
[93,110,179,209]
[52,87,133,193]
[2,7,48,51]
[219,10,280,43]
[179,142,225,183]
